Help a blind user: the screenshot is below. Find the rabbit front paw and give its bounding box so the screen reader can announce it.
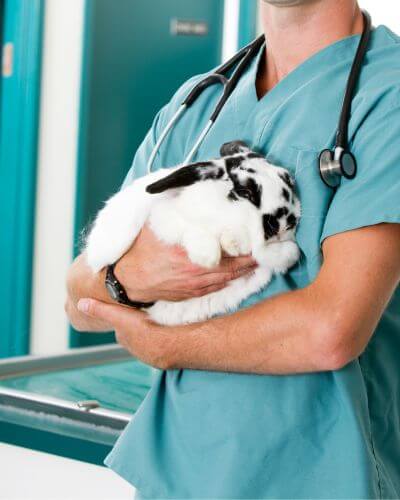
[220,228,251,257]
[263,240,300,273]
[183,230,221,268]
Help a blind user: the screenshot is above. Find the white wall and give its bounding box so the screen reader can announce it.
[222,0,240,61]
[359,0,400,33]
[30,0,85,354]
[0,443,134,499]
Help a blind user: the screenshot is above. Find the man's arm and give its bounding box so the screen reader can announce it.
[77,223,400,373]
[65,225,256,332]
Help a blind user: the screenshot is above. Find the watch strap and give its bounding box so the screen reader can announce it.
[105,264,155,309]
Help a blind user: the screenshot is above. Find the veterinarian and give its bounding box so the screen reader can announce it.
[66,0,400,497]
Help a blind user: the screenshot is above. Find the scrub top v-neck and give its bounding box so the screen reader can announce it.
[104,25,400,499]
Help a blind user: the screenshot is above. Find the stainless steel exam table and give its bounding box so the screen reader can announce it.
[0,344,153,465]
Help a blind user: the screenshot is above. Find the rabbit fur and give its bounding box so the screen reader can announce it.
[85,141,301,325]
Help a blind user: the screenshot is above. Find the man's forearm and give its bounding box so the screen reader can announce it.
[163,283,354,375]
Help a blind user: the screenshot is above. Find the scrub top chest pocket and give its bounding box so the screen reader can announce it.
[293,147,334,219]
[292,148,335,269]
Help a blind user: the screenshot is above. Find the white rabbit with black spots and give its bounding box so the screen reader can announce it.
[85,141,301,325]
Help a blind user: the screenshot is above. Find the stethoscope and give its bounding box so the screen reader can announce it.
[147,10,372,189]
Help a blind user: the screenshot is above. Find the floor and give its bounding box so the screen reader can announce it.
[0,442,134,499]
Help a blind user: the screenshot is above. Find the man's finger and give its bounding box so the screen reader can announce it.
[199,255,257,276]
[220,257,257,280]
[221,254,257,268]
[191,265,256,289]
[77,298,139,329]
[192,283,227,297]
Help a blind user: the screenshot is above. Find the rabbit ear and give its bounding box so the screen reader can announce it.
[220,140,251,157]
[146,162,226,194]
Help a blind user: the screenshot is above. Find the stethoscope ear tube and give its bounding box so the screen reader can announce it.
[335,10,372,150]
[146,34,266,172]
[184,74,228,107]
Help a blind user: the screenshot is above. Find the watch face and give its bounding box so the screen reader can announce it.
[105,281,120,301]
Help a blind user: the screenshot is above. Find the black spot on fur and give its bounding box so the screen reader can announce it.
[247,152,264,159]
[282,188,290,202]
[263,214,280,239]
[275,206,289,218]
[279,172,294,189]
[247,168,256,173]
[204,167,225,180]
[146,162,220,194]
[228,190,239,201]
[286,213,297,229]
[232,177,262,208]
[220,140,249,157]
[225,156,245,171]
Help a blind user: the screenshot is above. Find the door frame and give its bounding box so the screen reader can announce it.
[0,0,44,357]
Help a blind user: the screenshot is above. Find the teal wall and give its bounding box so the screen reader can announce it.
[71,0,225,347]
[0,0,44,358]
[239,0,259,49]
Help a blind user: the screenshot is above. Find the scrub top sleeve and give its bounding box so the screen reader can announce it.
[120,73,207,189]
[320,103,400,245]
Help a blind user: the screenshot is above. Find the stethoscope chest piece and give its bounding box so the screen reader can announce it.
[319,148,357,188]
[318,10,371,188]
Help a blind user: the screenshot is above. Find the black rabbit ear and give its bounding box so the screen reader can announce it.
[220,140,250,157]
[146,162,226,194]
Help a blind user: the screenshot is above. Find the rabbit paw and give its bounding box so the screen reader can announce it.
[220,228,251,257]
[183,231,221,268]
[262,240,300,273]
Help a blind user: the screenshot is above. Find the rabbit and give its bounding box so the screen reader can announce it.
[85,140,301,326]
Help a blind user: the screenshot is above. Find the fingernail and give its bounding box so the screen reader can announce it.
[244,265,256,271]
[77,299,90,313]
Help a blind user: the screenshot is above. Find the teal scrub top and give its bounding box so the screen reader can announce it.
[104,26,400,499]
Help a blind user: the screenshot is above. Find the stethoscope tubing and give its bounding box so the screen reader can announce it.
[336,10,372,149]
[146,11,371,184]
[146,35,265,173]
[147,104,187,174]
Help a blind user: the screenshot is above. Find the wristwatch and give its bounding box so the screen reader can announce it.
[105,263,155,309]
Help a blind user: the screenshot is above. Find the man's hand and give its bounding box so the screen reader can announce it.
[113,224,257,303]
[76,298,169,368]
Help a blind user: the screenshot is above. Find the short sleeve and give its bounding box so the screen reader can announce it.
[320,103,400,244]
[120,73,206,190]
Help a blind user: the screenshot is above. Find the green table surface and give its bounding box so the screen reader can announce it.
[0,359,153,413]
